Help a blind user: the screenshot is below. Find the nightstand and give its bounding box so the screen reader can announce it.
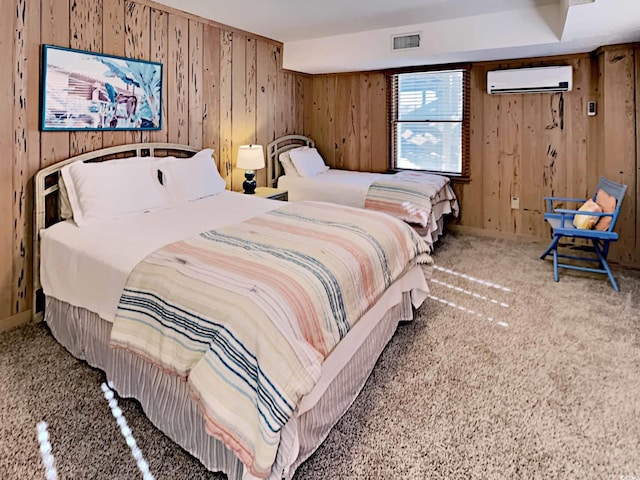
[254,187,288,201]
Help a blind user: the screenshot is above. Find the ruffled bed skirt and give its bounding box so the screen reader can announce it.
[45,293,413,480]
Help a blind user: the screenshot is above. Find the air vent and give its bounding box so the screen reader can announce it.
[392,33,421,51]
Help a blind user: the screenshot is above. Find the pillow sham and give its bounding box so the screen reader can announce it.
[278,146,308,177]
[572,199,602,229]
[61,157,167,227]
[157,148,225,204]
[288,147,329,177]
[594,189,616,231]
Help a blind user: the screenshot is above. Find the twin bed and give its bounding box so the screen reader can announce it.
[267,135,459,248]
[34,142,433,479]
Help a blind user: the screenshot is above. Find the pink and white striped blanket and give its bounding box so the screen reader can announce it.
[364,171,458,228]
[109,201,430,478]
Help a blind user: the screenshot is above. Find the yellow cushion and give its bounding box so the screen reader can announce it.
[573,199,602,229]
[594,189,616,231]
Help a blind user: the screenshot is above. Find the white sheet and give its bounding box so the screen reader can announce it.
[41,191,280,323]
[278,170,386,208]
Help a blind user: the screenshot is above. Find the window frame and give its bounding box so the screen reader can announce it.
[387,64,471,180]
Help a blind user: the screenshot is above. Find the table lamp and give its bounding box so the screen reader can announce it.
[236,144,265,194]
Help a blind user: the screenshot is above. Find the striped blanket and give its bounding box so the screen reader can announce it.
[109,201,430,478]
[364,171,457,228]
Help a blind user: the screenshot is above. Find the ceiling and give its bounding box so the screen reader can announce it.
[152,0,640,73]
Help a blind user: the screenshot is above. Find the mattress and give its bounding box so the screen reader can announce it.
[277,170,459,246]
[40,190,430,478]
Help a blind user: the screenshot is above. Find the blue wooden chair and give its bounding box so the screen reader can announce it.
[540,177,627,291]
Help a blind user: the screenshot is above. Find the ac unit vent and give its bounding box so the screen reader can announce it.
[392,34,421,51]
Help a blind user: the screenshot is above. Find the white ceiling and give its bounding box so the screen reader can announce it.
[153,0,640,73]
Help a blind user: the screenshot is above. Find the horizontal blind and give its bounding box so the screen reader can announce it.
[388,68,470,178]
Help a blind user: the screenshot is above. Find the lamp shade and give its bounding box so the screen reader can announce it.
[237,144,265,170]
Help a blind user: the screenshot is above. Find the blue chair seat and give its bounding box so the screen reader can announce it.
[540,177,627,291]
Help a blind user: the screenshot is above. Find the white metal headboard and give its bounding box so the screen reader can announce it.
[266,135,315,188]
[33,142,200,320]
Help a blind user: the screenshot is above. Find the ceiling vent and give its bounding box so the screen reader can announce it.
[392,33,421,51]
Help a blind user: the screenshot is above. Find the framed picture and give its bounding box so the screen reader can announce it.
[40,44,163,131]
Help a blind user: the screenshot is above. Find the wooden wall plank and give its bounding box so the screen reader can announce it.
[276,69,291,137]
[636,46,640,265]
[167,14,189,145]
[218,30,233,189]
[148,8,169,143]
[124,1,150,144]
[302,74,314,138]
[102,0,126,148]
[69,0,103,155]
[601,47,637,264]
[202,24,220,165]
[369,73,387,173]
[0,0,15,320]
[231,33,248,191]
[482,89,501,231]
[294,74,304,135]
[245,36,257,149]
[22,0,42,315]
[40,0,70,168]
[256,39,273,188]
[358,74,372,172]
[188,19,203,149]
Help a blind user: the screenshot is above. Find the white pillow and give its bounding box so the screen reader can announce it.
[157,148,225,204]
[278,146,308,177]
[61,157,168,227]
[288,147,329,177]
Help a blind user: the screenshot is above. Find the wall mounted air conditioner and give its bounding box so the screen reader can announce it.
[487,66,573,94]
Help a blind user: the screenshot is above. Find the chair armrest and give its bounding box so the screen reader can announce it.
[543,196,586,203]
[554,208,611,217]
[543,196,586,214]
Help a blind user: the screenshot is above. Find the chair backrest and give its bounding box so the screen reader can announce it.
[591,176,628,232]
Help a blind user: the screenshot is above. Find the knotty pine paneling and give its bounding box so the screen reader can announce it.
[308,48,639,266]
[1,0,309,328]
[310,73,388,172]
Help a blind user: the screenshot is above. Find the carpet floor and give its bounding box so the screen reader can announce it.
[1,232,639,479]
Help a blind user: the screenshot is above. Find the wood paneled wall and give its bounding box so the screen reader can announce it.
[308,47,640,267]
[1,0,309,330]
[309,74,389,172]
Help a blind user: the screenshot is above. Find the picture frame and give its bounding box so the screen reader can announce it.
[40,44,163,132]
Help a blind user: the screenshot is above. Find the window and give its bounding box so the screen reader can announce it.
[389,68,469,177]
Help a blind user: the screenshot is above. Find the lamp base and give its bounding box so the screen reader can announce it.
[242,170,257,194]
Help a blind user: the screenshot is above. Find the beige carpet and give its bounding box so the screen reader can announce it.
[1,232,639,479]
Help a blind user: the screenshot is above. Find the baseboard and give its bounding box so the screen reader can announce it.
[0,310,32,334]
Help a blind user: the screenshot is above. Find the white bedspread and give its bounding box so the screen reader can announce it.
[40,191,280,323]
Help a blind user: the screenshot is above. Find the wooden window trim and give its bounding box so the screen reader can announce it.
[387,65,470,181]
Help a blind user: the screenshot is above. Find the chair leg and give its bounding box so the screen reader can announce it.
[553,247,559,282]
[592,239,619,292]
[540,236,560,260]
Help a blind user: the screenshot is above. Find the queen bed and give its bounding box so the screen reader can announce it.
[34,143,431,480]
[267,135,459,249]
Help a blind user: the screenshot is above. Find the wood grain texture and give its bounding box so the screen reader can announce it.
[69,0,103,155]
[231,33,248,191]
[102,0,127,148]
[255,40,274,187]
[218,30,233,189]
[40,0,70,168]
[202,24,220,165]
[124,1,150,144]
[0,0,309,324]
[600,47,637,264]
[167,13,188,145]
[0,0,15,319]
[148,8,169,143]
[188,20,203,149]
